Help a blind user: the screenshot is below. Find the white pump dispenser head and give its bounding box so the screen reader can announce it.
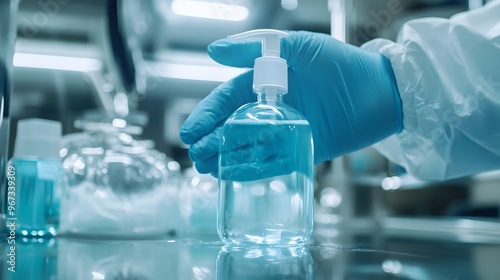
[229,29,289,94]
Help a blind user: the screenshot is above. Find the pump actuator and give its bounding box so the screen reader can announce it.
[228,29,289,94]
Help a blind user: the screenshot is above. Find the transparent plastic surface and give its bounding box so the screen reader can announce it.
[218,93,314,245]
[59,123,181,237]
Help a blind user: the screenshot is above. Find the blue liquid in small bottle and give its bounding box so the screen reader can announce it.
[7,158,60,236]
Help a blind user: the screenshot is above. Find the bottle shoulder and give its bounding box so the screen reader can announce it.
[9,157,61,165]
[227,102,308,123]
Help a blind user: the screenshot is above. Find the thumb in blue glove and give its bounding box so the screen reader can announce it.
[180,31,403,177]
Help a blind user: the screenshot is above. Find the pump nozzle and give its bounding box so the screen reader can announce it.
[229,29,288,57]
[228,29,289,94]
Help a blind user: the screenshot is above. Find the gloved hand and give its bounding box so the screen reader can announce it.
[180,31,403,177]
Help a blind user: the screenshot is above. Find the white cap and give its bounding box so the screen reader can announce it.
[229,29,289,94]
[14,118,62,160]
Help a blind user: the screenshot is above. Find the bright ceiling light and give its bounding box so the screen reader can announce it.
[329,0,346,42]
[171,0,249,21]
[281,0,298,11]
[14,53,102,72]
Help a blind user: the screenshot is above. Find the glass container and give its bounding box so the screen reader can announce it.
[59,118,181,237]
[218,91,314,245]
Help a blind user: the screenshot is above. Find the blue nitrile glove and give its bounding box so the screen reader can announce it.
[180,31,403,177]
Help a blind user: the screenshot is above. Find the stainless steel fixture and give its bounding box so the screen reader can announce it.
[0,0,19,235]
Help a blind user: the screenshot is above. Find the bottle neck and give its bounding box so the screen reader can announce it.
[256,88,285,105]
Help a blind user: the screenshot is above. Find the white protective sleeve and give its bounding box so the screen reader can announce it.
[362,1,500,181]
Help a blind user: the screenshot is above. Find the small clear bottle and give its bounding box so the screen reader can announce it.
[218,30,314,245]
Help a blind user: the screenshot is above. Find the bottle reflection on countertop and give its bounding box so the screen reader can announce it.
[57,238,178,280]
[177,239,220,280]
[2,237,57,280]
[217,245,313,280]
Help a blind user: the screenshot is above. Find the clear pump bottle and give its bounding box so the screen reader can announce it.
[218,30,314,245]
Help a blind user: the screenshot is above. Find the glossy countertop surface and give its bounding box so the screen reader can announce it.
[2,221,500,280]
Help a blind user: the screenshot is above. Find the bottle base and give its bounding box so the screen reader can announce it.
[220,229,310,246]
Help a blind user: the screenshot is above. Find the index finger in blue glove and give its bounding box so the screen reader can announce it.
[207,31,326,69]
[188,125,222,162]
[207,39,261,68]
[180,70,255,145]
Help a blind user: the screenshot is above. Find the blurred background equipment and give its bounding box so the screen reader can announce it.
[9,0,333,169]
[3,0,499,238]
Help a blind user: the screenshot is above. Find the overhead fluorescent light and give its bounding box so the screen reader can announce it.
[281,0,298,11]
[149,62,247,82]
[329,0,346,42]
[171,0,249,21]
[13,53,102,72]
